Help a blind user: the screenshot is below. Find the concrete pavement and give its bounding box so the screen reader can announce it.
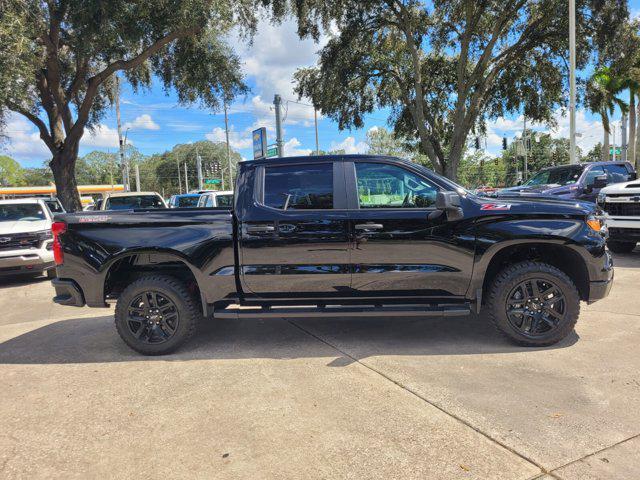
[1,253,639,479]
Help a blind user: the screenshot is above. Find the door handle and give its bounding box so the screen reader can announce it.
[355,223,384,230]
[246,224,275,234]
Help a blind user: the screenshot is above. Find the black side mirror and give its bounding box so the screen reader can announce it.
[630,171,638,181]
[592,175,608,190]
[429,191,463,221]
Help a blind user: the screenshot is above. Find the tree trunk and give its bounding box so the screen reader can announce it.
[629,92,636,167]
[50,148,82,212]
[602,112,610,162]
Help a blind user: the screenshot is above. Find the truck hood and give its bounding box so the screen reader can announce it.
[473,195,595,217]
[0,219,50,235]
[600,179,640,195]
[496,183,579,198]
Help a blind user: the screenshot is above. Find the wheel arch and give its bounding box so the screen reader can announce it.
[474,241,590,303]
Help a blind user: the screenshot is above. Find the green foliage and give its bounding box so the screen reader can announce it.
[0,155,24,186]
[289,0,628,180]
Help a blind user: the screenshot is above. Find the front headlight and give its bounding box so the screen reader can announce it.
[36,229,53,240]
[586,214,603,232]
[597,192,606,205]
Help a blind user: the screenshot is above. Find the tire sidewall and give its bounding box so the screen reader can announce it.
[115,276,197,355]
[490,264,579,346]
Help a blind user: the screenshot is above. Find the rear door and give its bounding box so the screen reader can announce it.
[344,159,475,299]
[239,160,351,297]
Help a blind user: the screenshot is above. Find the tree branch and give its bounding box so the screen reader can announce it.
[6,102,56,152]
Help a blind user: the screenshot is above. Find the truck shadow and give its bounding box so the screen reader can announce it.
[0,275,50,289]
[610,250,640,269]
[0,313,578,365]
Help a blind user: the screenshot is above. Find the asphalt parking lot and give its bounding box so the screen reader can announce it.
[1,253,639,480]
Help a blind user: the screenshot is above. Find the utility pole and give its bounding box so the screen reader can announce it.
[569,0,577,164]
[274,94,284,157]
[184,161,189,192]
[114,75,130,190]
[135,164,141,192]
[177,155,182,194]
[314,108,320,155]
[224,102,232,190]
[196,146,203,191]
[622,113,628,162]
[612,123,617,161]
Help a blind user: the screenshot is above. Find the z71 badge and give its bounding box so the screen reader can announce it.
[480,203,511,211]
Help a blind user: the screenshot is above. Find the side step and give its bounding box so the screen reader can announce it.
[214,304,471,319]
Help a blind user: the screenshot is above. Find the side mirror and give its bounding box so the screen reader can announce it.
[592,175,608,190]
[429,191,463,221]
[630,171,638,181]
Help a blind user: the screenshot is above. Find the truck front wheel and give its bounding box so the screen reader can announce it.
[486,262,580,347]
[114,275,199,355]
[606,240,636,254]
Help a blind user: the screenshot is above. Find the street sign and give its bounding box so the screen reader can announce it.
[609,147,622,155]
[267,145,278,158]
[204,179,221,185]
[253,127,267,159]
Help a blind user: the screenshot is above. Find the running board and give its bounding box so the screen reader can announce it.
[213,304,471,319]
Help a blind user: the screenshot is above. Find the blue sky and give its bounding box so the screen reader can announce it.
[4,4,640,168]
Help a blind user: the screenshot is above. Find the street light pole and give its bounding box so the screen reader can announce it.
[569,0,577,164]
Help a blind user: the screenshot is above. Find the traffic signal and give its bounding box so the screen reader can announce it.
[475,137,481,149]
[525,137,531,151]
[502,137,507,150]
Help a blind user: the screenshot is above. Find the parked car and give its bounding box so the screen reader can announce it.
[51,155,612,355]
[598,179,640,253]
[496,161,636,202]
[96,192,167,210]
[168,193,201,208]
[197,190,234,208]
[0,198,56,278]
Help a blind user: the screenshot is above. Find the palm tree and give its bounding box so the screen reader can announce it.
[586,67,628,161]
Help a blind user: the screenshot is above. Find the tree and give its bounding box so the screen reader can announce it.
[0,0,251,210]
[0,155,24,186]
[291,0,627,181]
[365,127,410,158]
[585,143,604,163]
[586,66,627,161]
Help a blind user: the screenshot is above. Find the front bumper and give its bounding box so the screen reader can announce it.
[587,250,614,304]
[0,247,55,276]
[52,278,85,307]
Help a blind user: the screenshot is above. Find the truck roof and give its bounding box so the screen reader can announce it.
[0,198,47,205]
[102,191,162,198]
[238,154,397,166]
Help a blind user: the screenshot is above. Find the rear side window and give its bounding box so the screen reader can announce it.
[204,195,214,207]
[216,194,233,207]
[263,163,333,210]
[105,195,165,210]
[604,164,632,183]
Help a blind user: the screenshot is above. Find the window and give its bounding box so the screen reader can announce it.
[0,204,46,222]
[176,196,200,208]
[355,162,438,208]
[263,163,333,210]
[216,194,233,207]
[204,195,214,207]
[524,165,584,187]
[604,164,632,183]
[105,195,165,210]
[584,167,605,187]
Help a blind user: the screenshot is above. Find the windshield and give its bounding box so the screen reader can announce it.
[176,196,200,207]
[0,204,47,222]
[105,195,165,210]
[216,194,233,207]
[524,165,585,187]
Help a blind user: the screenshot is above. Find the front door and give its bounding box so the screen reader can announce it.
[239,161,351,298]
[345,160,475,299]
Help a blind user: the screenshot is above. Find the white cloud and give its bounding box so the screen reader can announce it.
[329,136,367,154]
[123,113,159,131]
[205,126,253,150]
[284,137,312,156]
[82,124,121,148]
[0,113,50,162]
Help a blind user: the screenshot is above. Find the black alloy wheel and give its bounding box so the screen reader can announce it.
[126,290,179,344]
[505,278,565,338]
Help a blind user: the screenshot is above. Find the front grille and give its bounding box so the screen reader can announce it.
[603,202,640,216]
[609,227,640,239]
[0,233,42,252]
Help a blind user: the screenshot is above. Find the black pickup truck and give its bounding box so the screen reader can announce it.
[51,155,613,355]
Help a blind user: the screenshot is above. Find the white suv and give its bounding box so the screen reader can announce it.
[598,178,640,253]
[0,199,56,277]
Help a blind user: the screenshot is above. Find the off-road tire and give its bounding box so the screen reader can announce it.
[486,261,580,347]
[606,240,636,254]
[115,274,199,355]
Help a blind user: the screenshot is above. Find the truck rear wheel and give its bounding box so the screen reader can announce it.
[486,262,580,347]
[606,240,636,254]
[114,275,199,355]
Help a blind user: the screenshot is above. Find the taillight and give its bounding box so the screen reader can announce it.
[51,221,67,265]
